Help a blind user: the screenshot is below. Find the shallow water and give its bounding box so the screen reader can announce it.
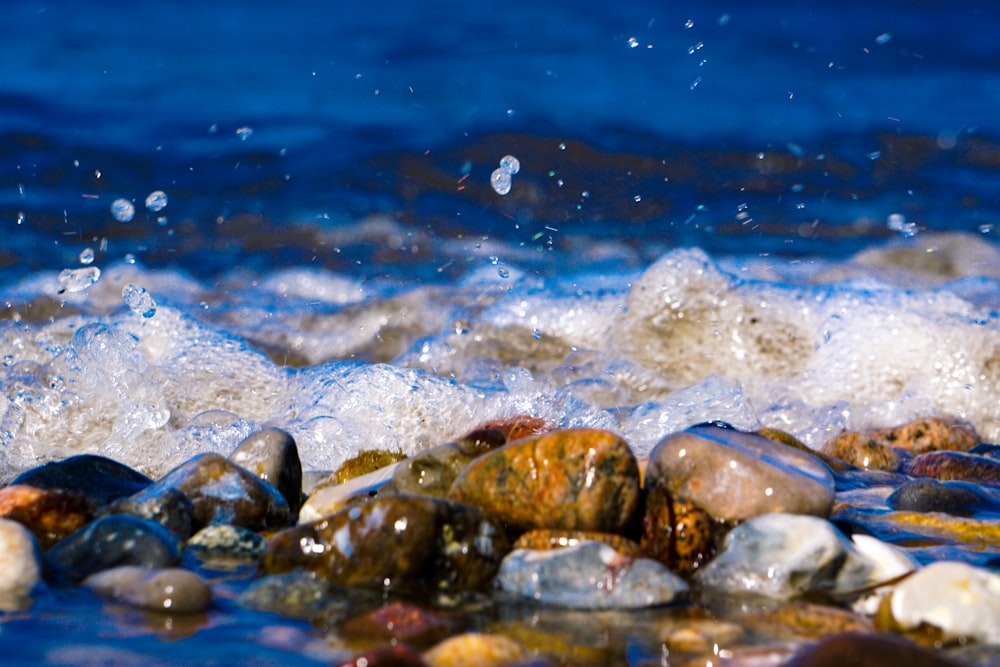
[2,0,999,663]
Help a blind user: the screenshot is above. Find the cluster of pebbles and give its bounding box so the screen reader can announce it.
[2,416,1000,666]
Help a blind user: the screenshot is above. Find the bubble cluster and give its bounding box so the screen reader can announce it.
[111,199,135,223]
[490,154,520,196]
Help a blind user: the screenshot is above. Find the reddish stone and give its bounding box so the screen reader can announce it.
[640,487,716,576]
[447,428,640,534]
[0,484,94,549]
[902,451,1000,484]
[473,415,552,443]
[339,601,453,647]
[822,431,901,472]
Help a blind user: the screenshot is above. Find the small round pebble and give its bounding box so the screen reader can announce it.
[424,632,530,667]
[185,524,267,562]
[84,565,211,613]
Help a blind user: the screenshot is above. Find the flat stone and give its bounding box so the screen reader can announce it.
[84,565,211,613]
[888,561,1000,644]
[11,454,153,508]
[238,572,337,619]
[0,484,94,549]
[339,601,454,647]
[229,427,303,515]
[333,645,429,667]
[886,478,985,514]
[448,428,640,534]
[694,513,873,599]
[45,515,181,584]
[260,494,509,593]
[495,541,689,609]
[0,518,41,598]
[149,453,291,531]
[785,632,966,667]
[902,450,1000,485]
[870,417,979,454]
[646,425,835,522]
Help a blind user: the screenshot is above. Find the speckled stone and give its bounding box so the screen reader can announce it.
[393,429,506,498]
[512,529,644,558]
[238,572,337,619]
[84,565,211,613]
[0,518,41,597]
[784,632,966,667]
[0,484,94,549]
[495,541,689,609]
[184,524,267,562]
[822,431,902,472]
[229,427,304,516]
[870,417,979,454]
[448,428,641,534]
[902,450,1000,484]
[473,415,551,443]
[149,452,291,531]
[640,487,716,576]
[11,454,153,508]
[104,485,194,540]
[694,513,873,599]
[45,515,181,584]
[646,425,835,523]
[424,633,531,667]
[260,494,509,593]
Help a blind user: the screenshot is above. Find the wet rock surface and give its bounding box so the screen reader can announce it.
[0,484,94,549]
[84,565,212,613]
[228,427,303,515]
[11,455,153,508]
[0,518,41,598]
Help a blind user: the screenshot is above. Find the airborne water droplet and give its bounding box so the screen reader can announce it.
[79,248,95,265]
[111,199,135,222]
[58,266,101,294]
[145,190,168,212]
[122,283,157,318]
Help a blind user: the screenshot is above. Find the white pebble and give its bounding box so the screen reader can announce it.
[145,190,168,212]
[111,198,135,222]
[0,519,41,597]
[890,561,1000,644]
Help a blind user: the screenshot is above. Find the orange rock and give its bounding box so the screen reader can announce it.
[869,417,979,453]
[822,431,901,472]
[0,484,94,549]
[512,529,644,557]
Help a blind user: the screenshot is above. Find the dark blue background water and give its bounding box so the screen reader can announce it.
[2,0,998,278]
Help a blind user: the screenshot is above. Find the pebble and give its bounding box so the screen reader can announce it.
[104,485,194,540]
[886,478,985,514]
[424,632,531,667]
[494,541,689,609]
[298,463,398,522]
[512,528,644,558]
[645,424,835,523]
[473,415,551,442]
[0,484,94,549]
[0,518,41,597]
[448,428,641,534]
[148,452,291,531]
[822,431,902,471]
[331,448,408,485]
[184,524,267,563]
[238,572,337,619]
[393,429,506,498]
[693,513,873,599]
[902,450,1000,484]
[339,601,454,647]
[11,454,153,508]
[640,487,716,576]
[84,565,211,613]
[784,632,967,667]
[45,515,181,584]
[747,602,873,640]
[885,560,1000,644]
[869,417,979,453]
[260,493,509,593]
[228,427,304,516]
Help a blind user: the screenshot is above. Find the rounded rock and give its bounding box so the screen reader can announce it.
[105,485,194,540]
[11,454,152,508]
[393,429,506,499]
[640,487,716,576]
[448,428,640,534]
[0,484,94,549]
[424,632,530,667]
[0,518,41,597]
[512,529,644,558]
[646,425,835,523]
[822,431,901,472]
[901,450,1000,484]
[869,417,979,454]
[184,524,267,563]
[785,632,966,667]
[886,478,985,514]
[84,565,211,613]
[229,427,303,516]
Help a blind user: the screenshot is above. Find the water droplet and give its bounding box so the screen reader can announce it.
[145,190,168,212]
[867,151,882,160]
[491,169,512,195]
[506,109,515,117]
[124,253,136,265]
[690,77,702,90]
[875,32,892,45]
[57,266,101,294]
[122,283,157,318]
[499,155,520,175]
[684,19,694,29]
[532,328,542,340]
[628,37,639,48]
[16,212,25,225]
[236,126,253,141]
[978,223,993,235]
[558,142,566,151]
[633,195,642,203]
[887,213,917,238]
[497,267,510,279]
[79,248,95,265]
[110,199,135,222]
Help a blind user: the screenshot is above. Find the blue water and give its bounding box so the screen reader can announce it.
[2,1,1000,664]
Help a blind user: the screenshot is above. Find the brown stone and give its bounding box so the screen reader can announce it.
[902,450,1000,485]
[870,417,979,454]
[640,487,716,576]
[0,484,94,549]
[822,431,901,472]
[447,428,640,534]
[512,529,644,557]
[339,601,454,648]
[473,415,552,443]
[784,632,965,667]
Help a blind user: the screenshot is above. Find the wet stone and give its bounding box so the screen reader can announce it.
[11,454,153,508]
[645,425,835,523]
[260,493,510,593]
[886,478,986,514]
[512,529,644,558]
[393,429,506,498]
[424,632,531,667]
[901,450,1000,485]
[885,560,1000,644]
[229,427,304,516]
[747,601,873,640]
[299,464,398,522]
[785,632,967,667]
[694,513,873,600]
[0,484,94,549]
[184,524,267,563]
[448,428,641,534]
[822,431,902,472]
[494,541,689,609]
[84,565,211,613]
[45,515,181,584]
[869,417,979,454]
[331,448,407,486]
[151,453,291,531]
[339,601,454,648]
[640,487,717,576]
[0,518,42,598]
[238,572,338,619]
[104,485,194,540]
[473,415,551,442]
[333,644,429,667]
